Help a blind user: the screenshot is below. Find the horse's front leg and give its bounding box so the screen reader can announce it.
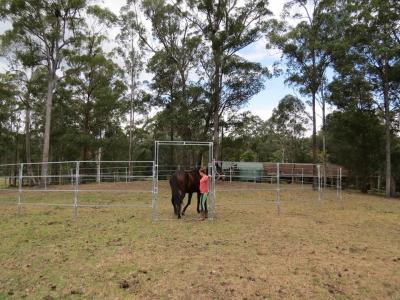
[181,193,192,215]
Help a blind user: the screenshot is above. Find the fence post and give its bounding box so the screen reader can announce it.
[73,161,79,220]
[317,164,321,201]
[336,168,339,199]
[211,159,216,219]
[276,163,280,215]
[17,163,23,214]
[152,162,158,222]
[301,168,304,189]
[230,166,232,183]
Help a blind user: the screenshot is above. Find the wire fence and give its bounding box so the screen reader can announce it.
[0,161,155,218]
[214,161,343,215]
[0,159,344,220]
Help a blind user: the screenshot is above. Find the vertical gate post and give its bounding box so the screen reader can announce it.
[73,161,80,220]
[152,161,158,222]
[211,158,216,220]
[317,164,321,201]
[17,163,23,214]
[152,142,159,222]
[276,163,281,215]
[336,168,339,199]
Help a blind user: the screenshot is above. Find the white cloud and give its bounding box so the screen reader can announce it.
[268,0,285,18]
[243,107,274,121]
[237,38,266,62]
[100,0,126,14]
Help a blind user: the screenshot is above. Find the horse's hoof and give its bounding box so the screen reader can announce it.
[197,210,200,213]
[178,215,181,219]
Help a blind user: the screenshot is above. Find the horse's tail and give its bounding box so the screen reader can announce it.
[169,173,183,215]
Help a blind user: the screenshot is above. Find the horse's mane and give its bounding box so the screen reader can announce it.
[184,166,201,173]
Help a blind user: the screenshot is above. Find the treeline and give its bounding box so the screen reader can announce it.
[0,0,399,195]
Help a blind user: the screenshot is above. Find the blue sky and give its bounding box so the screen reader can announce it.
[236,39,302,121]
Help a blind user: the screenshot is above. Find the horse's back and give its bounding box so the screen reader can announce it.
[169,170,187,192]
[169,169,200,194]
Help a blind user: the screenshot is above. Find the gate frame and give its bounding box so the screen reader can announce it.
[152,140,215,221]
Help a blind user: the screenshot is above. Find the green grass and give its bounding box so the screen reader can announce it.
[0,181,400,299]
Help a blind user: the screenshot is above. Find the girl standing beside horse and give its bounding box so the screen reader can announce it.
[199,168,209,220]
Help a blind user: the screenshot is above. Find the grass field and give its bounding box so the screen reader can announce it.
[1,181,399,299]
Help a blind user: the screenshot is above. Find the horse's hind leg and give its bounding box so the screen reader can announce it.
[182,193,192,215]
[172,196,177,215]
[177,202,181,219]
[177,195,185,219]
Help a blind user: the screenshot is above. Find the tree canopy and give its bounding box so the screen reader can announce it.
[0,0,399,195]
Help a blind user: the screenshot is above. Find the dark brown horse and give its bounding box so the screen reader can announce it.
[169,163,224,219]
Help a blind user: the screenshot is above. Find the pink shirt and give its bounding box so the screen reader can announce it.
[199,175,209,193]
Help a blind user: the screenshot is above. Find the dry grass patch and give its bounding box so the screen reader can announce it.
[0,181,399,299]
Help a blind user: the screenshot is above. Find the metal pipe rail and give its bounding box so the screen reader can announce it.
[0,154,343,220]
[0,161,155,219]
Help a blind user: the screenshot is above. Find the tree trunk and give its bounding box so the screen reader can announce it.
[41,73,56,186]
[390,175,396,197]
[383,61,392,197]
[212,51,222,160]
[179,69,191,142]
[128,57,136,163]
[220,122,224,161]
[96,147,102,183]
[128,90,134,179]
[12,121,20,187]
[25,106,36,185]
[312,91,317,188]
[322,89,326,188]
[128,93,134,161]
[83,101,90,162]
[170,124,174,165]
